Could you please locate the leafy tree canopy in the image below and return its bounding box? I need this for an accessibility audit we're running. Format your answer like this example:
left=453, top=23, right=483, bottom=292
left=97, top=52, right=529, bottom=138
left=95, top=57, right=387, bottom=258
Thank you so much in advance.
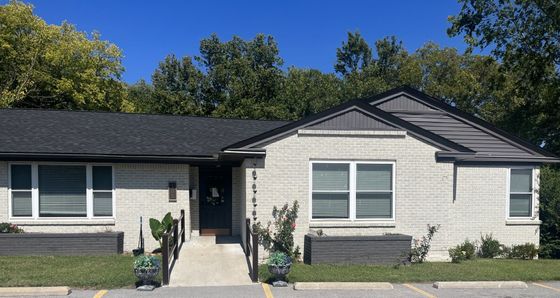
left=0, top=1, right=129, bottom=111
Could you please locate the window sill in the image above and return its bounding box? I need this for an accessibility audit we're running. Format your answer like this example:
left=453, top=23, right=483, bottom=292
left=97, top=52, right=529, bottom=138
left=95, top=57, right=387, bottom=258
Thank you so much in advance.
left=9, top=218, right=116, bottom=226
left=505, top=219, right=541, bottom=226
left=309, top=221, right=396, bottom=228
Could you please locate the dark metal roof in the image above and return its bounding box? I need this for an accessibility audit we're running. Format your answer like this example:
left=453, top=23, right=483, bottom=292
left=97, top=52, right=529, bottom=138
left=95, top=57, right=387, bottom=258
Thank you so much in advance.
left=369, top=86, right=558, bottom=163
left=224, top=99, right=473, bottom=153
left=0, top=109, right=287, bottom=161
left=392, top=112, right=535, bottom=157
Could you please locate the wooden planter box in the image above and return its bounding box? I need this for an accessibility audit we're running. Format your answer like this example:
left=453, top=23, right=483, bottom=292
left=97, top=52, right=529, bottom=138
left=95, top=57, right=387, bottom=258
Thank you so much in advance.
left=304, top=233, right=412, bottom=265
left=0, top=232, right=124, bottom=256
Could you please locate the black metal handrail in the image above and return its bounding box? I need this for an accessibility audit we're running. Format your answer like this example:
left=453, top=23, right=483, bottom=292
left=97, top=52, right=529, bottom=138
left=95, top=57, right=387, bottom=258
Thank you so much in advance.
left=245, top=218, right=259, bottom=282
left=162, top=209, right=185, bottom=285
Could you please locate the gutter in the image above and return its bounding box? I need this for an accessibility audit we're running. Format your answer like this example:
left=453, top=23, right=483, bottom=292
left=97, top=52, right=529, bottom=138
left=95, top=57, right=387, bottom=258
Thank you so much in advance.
left=0, top=152, right=218, bottom=163
left=436, top=151, right=560, bottom=164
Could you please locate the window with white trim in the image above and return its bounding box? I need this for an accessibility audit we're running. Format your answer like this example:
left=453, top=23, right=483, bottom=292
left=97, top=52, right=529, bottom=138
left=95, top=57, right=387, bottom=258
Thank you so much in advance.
left=311, top=161, right=394, bottom=220
left=10, top=164, right=114, bottom=219
left=508, top=168, right=533, bottom=218
left=10, top=165, right=32, bottom=217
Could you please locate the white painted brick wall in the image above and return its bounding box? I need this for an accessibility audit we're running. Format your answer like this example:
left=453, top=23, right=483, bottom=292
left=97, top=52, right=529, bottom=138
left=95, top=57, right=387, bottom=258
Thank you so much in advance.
left=189, top=166, right=199, bottom=236
left=0, top=162, right=191, bottom=252
left=241, top=132, right=540, bottom=261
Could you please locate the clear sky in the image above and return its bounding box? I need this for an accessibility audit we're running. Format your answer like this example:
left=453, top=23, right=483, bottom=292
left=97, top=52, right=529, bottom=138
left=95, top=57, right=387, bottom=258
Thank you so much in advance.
left=7, top=0, right=467, bottom=83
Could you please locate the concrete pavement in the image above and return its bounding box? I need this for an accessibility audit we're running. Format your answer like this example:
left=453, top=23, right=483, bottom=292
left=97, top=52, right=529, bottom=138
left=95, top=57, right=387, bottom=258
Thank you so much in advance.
left=168, top=236, right=253, bottom=287
left=56, top=281, right=560, bottom=298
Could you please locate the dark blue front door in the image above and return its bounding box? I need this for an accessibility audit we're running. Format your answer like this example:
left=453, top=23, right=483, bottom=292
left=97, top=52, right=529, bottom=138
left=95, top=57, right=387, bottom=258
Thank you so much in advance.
left=199, top=166, right=232, bottom=235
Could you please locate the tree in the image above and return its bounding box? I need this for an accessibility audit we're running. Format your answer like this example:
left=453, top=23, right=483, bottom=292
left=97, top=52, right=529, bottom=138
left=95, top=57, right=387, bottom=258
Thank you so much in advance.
left=0, top=1, right=128, bottom=111
left=149, top=55, right=205, bottom=115
left=196, top=33, right=286, bottom=119
left=334, top=31, right=373, bottom=77
left=448, top=0, right=560, bottom=155
left=279, top=68, right=341, bottom=120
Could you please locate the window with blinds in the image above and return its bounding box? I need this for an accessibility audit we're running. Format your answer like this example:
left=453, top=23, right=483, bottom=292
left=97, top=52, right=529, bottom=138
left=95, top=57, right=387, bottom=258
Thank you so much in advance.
left=356, top=164, right=393, bottom=219
left=9, top=163, right=114, bottom=219
left=509, top=169, right=533, bottom=218
left=93, top=166, right=113, bottom=216
left=312, top=163, right=350, bottom=218
left=39, top=165, right=87, bottom=217
left=10, top=165, right=32, bottom=217
left=311, top=161, right=395, bottom=220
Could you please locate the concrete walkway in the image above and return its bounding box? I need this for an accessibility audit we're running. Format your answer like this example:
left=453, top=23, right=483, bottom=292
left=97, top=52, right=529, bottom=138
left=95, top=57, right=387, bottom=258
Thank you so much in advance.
left=169, top=236, right=254, bottom=287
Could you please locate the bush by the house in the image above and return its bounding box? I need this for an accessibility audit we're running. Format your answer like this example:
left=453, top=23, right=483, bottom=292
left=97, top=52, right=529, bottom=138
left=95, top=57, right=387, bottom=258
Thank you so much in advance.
left=254, top=200, right=301, bottom=259
left=409, top=224, right=440, bottom=263
left=504, top=243, right=539, bottom=260
left=0, top=223, right=23, bottom=233
left=478, top=234, right=502, bottom=258
left=448, top=240, right=476, bottom=263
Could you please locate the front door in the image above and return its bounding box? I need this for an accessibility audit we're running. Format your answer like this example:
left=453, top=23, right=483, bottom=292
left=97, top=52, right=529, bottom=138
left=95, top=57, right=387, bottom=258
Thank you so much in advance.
left=199, top=166, right=232, bottom=236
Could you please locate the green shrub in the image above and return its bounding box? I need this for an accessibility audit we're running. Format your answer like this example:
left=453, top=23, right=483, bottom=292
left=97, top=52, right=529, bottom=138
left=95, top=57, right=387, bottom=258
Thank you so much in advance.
left=409, top=224, right=440, bottom=263
left=539, top=240, right=560, bottom=259
left=448, top=240, right=476, bottom=263
left=505, top=243, right=539, bottom=260
left=254, top=201, right=300, bottom=259
left=479, top=234, right=501, bottom=258
left=0, top=223, right=24, bottom=233
left=448, top=246, right=466, bottom=263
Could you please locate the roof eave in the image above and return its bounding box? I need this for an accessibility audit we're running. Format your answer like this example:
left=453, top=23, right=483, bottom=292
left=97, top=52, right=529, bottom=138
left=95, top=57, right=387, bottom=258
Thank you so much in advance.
left=0, top=152, right=218, bottom=163
left=436, top=151, right=560, bottom=164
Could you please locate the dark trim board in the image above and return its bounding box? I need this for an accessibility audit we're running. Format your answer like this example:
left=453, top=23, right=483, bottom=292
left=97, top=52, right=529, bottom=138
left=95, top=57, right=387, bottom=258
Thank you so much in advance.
left=0, top=232, right=124, bottom=256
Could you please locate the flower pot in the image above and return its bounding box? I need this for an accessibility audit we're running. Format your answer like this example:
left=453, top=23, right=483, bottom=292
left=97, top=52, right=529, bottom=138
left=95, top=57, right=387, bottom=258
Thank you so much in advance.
left=268, top=263, right=291, bottom=287
left=134, top=267, right=160, bottom=291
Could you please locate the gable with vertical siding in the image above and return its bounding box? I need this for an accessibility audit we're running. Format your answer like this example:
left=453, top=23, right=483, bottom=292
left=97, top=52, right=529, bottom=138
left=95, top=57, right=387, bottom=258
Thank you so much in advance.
left=375, top=94, right=437, bottom=112
left=308, top=109, right=398, bottom=130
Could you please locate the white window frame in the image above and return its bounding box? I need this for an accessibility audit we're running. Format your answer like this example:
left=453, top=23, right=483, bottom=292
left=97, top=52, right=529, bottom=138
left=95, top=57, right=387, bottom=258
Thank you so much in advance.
left=309, top=160, right=396, bottom=222
left=8, top=162, right=115, bottom=221
left=506, top=167, right=535, bottom=220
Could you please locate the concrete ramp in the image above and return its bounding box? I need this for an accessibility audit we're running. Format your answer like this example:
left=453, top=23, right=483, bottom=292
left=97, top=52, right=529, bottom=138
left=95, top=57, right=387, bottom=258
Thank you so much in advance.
left=169, top=236, right=254, bottom=287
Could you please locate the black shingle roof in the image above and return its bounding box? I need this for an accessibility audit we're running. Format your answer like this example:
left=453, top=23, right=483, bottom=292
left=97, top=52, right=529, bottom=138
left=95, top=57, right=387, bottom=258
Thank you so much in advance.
left=0, top=109, right=288, bottom=158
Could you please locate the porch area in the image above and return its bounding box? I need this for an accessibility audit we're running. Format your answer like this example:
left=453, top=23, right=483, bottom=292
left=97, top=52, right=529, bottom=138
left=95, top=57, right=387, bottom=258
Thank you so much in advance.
left=168, top=236, right=253, bottom=287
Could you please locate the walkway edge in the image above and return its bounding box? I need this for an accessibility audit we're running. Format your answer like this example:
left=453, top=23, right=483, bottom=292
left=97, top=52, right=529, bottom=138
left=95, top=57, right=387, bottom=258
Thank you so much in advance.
left=433, top=281, right=527, bottom=289
left=0, top=286, right=71, bottom=296
left=294, top=282, right=393, bottom=290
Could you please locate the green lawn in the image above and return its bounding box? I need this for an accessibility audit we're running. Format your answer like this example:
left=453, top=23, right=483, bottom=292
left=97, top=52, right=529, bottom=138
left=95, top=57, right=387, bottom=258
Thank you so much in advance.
left=260, top=259, right=560, bottom=283
left=0, top=255, right=160, bottom=289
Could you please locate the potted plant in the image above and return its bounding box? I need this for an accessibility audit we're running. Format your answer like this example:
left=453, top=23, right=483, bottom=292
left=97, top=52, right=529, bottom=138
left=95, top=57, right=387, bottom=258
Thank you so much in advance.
left=133, top=255, right=160, bottom=291
left=267, top=251, right=292, bottom=287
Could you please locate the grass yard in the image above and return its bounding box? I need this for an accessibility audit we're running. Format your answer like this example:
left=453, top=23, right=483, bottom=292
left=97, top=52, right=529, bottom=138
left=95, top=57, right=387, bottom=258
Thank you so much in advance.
left=259, top=259, right=560, bottom=283
left=0, top=255, right=158, bottom=289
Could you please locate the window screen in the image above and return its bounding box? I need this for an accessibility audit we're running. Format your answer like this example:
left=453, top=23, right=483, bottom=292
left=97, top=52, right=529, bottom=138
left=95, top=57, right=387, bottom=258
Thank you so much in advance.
left=11, top=165, right=32, bottom=217
left=356, top=164, right=393, bottom=218
left=509, top=169, right=532, bottom=217
left=39, top=165, right=87, bottom=217
left=93, top=166, right=113, bottom=216
left=312, top=163, right=349, bottom=218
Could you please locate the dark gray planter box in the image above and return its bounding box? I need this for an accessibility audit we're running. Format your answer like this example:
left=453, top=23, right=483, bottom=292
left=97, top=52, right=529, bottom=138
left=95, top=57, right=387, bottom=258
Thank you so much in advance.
left=0, top=232, right=124, bottom=256
left=304, top=233, right=412, bottom=265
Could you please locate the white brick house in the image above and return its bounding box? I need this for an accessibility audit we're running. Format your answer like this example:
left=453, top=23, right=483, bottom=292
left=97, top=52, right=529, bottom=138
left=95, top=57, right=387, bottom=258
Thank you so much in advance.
left=0, top=87, right=556, bottom=260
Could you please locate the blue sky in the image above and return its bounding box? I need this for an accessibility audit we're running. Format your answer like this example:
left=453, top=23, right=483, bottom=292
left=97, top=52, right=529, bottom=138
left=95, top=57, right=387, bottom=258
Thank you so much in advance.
left=9, top=0, right=467, bottom=83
